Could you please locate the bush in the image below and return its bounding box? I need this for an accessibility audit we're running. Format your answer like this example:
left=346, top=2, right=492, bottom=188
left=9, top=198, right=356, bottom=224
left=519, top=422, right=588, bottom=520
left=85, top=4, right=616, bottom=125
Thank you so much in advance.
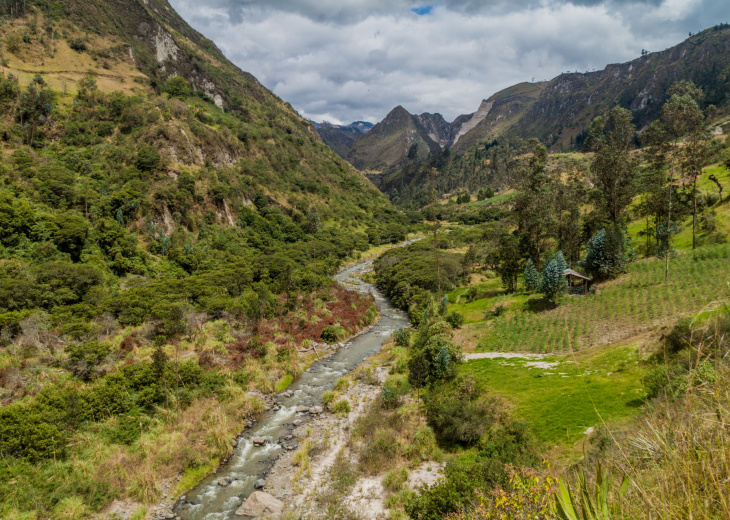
left=69, top=38, right=87, bottom=52
left=405, top=424, right=539, bottom=520
left=64, top=341, right=111, bottom=381
left=395, top=328, right=412, bottom=347
left=135, top=146, right=160, bottom=172
left=321, top=323, right=346, bottom=344
left=383, top=467, right=410, bottom=492
left=445, top=311, right=464, bottom=329
left=424, top=375, right=500, bottom=445
left=332, top=399, right=351, bottom=416
left=166, top=76, right=190, bottom=99
left=381, top=374, right=410, bottom=409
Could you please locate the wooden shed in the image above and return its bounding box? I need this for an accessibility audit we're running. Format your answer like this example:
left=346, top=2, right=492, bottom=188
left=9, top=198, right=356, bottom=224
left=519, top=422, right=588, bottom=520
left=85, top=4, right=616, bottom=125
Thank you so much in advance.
left=564, top=269, right=591, bottom=295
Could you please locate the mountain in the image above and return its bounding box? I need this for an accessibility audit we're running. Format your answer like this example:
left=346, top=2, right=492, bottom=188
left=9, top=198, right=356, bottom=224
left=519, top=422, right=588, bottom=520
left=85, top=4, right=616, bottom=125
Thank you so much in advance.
left=456, top=24, right=730, bottom=151
left=360, top=24, right=730, bottom=203
left=357, top=25, right=730, bottom=176
left=315, top=121, right=373, bottom=158
left=347, top=105, right=450, bottom=171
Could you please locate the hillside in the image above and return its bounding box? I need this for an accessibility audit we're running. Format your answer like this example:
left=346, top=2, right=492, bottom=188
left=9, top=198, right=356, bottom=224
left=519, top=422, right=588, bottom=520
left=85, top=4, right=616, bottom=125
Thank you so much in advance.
left=451, top=25, right=730, bottom=152
left=0, top=2, right=411, bottom=518
left=315, top=120, right=372, bottom=158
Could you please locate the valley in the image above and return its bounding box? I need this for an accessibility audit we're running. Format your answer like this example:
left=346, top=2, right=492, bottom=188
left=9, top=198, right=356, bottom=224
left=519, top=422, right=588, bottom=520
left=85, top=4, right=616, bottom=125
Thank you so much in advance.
left=0, top=1, right=728, bottom=520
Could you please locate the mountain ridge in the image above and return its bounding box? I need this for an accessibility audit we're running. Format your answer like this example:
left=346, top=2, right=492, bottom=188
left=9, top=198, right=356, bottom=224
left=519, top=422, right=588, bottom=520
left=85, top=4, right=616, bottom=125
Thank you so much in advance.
left=350, top=24, right=730, bottom=173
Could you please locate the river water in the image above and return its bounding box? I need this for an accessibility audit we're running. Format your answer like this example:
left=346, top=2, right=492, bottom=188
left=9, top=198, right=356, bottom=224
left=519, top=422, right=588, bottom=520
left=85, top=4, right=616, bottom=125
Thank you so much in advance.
left=175, top=257, right=410, bottom=520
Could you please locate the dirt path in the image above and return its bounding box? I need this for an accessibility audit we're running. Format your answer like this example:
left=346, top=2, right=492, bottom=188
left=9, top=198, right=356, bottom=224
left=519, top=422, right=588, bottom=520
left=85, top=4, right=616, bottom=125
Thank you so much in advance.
left=464, top=352, right=548, bottom=360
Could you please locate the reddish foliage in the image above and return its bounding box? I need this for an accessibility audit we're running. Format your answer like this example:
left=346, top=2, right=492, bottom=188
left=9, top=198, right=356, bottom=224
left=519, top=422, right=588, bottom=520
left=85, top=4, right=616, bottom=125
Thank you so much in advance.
left=225, top=283, right=376, bottom=368
left=120, top=335, right=141, bottom=352
left=227, top=337, right=268, bottom=369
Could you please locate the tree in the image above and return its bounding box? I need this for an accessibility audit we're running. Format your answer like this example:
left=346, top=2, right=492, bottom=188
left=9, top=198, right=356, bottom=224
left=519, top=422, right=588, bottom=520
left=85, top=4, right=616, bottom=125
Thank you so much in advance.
left=648, top=80, right=709, bottom=280
left=408, top=142, right=419, bottom=160
left=539, top=258, right=565, bottom=303
left=662, top=82, right=709, bottom=250
left=514, top=140, right=554, bottom=268
left=497, top=233, right=521, bottom=293
left=17, top=75, right=53, bottom=146
left=583, top=228, right=631, bottom=280
left=523, top=258, right=541, bottom=292
left=462, top=245, right=477, bottom=278
left=306, top=207, right=320, bottom=311
left=431, top=223, right=442, bottom=302
left=585, top=107, right=638, bottom=226
left=166, top=76, right=190, bottom=99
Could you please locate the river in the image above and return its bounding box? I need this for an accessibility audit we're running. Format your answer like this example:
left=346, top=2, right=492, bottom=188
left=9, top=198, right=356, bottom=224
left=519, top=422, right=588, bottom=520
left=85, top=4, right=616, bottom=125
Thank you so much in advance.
left=174, top=255, right=411, bottom=520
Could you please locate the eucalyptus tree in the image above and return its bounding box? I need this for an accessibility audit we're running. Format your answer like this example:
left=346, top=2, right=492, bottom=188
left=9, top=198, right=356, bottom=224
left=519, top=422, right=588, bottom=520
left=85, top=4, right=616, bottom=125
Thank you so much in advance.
left=661, top=82, right=710, bottom=249
left=584, top=106, right=639, bottom=226
left=513, top=139, right=554, bottom=269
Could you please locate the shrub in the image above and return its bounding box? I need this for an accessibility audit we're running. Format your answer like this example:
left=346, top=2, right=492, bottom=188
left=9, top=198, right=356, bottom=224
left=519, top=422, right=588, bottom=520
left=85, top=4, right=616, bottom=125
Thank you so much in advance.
left=69, top=38, right=87, bottom=52
left=395, top=328, right=412, bottom=347
left=381, top=374, right=410, bottom=409
left=166, top=76, right=190, bottom=99
left=424, top=375, right=500, bottom=445
left=321, top=323, right=346, bottom=344
left=445, top=311, right=464, bottom=329
left=135, top=146, right=160, bottom=172
left=383, top=467, right=410, bottom=492
left=332, top=399, right=351, bottom=416
left=64, top=341, right=111, bottom=381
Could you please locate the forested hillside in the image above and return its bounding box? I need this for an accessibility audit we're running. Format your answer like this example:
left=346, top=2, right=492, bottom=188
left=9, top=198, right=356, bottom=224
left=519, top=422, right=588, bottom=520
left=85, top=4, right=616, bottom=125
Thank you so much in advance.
left=0, top=2, right=412, bottom=518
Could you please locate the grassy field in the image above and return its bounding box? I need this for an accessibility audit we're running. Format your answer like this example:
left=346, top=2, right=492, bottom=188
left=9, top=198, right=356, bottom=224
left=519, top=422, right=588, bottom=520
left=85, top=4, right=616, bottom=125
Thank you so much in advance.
left=462, top=344, right=647, bottom=448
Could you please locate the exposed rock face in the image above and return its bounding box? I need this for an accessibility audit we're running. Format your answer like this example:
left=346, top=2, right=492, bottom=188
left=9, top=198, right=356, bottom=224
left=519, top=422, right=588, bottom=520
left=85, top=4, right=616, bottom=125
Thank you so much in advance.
left=450, top=99, right=493, bottom=146
left=414, top=113, right=453, bottom=148
left=234, top=491, right=284, bottom=517
left=154, top=26, right=181, bottom=63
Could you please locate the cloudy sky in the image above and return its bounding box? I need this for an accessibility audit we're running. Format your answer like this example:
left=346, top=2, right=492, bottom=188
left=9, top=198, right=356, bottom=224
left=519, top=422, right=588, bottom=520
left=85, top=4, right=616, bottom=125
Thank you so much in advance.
left=168, top=0, right=729, bottom=125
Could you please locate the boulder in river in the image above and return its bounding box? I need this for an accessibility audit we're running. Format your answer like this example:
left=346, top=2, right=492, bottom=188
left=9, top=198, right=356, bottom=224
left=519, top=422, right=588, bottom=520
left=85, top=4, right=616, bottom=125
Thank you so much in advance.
left=235, top=491, right=284, bottom=517
left=254, top=479, right=265, bottom=489
left=252, top=437, right=267, bottom=446
left=295, top=405, right=309, bottom=413
left=309, top=406, right=323, bottom=414
left=218, top=477, right=231, bottom=487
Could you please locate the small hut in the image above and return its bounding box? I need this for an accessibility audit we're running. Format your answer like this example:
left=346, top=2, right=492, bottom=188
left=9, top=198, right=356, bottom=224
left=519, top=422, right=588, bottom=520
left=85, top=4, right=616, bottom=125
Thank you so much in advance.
left=564, top=269, right=591, bottom=295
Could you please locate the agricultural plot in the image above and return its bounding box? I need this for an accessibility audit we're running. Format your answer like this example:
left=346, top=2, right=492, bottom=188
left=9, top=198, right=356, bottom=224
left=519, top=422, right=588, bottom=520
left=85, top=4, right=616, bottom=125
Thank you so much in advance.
left=476, top=243, right=730, bottom=353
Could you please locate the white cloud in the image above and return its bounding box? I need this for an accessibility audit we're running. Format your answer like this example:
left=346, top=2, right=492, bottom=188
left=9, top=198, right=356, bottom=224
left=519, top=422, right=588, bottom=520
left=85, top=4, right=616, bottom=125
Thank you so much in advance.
left=169, top=0, right=728, bottom=123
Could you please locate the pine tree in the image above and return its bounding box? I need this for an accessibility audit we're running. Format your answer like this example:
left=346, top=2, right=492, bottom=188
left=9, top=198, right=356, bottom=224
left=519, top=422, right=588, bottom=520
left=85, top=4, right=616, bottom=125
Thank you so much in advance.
left=523, top=258, right=541, bottom=292
left=540, top=258, right=565, bottom=303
